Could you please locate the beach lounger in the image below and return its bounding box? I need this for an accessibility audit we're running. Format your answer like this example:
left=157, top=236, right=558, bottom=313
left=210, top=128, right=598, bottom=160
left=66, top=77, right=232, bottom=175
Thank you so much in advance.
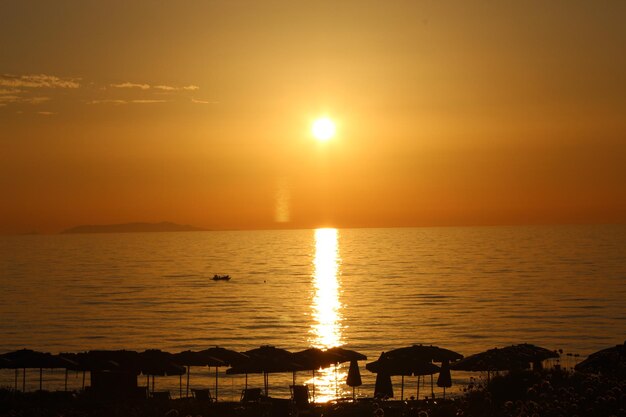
left=151, top=391, right=171, bottom=400
left=192, top=388, right=213, bottom=401
left=290, top=385, right=311, bottom=410
left=240, top=387, right=262, bottom=402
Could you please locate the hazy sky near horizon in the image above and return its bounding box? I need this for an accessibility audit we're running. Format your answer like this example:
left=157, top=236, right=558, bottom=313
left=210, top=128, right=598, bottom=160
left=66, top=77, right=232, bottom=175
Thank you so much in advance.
left=1, top=1, right=626, bottom=233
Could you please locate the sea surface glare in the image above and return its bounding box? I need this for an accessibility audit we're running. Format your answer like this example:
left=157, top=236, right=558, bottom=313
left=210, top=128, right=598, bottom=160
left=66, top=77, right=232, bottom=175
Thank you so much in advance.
left=1, top=225, right=625, bottom=400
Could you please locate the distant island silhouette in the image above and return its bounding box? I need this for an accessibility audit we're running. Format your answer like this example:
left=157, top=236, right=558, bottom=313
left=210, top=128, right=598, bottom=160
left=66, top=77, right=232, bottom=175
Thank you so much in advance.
left=61, top=221, right=206, bottom=234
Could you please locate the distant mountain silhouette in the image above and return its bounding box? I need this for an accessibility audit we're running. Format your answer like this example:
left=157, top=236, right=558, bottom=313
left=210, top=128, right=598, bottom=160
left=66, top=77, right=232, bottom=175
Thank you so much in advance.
left=61, top=221, right=205, bottom=234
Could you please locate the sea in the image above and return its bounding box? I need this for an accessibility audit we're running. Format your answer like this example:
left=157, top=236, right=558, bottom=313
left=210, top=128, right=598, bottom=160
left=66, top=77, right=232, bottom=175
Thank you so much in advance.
left=1, top=225, right=625, bottom=401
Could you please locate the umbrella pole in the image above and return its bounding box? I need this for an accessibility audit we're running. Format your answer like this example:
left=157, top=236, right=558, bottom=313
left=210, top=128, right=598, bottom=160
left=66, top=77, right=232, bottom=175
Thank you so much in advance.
left=352, top=386, right=355, bottom=401
left=82, top=371, right=85, bottom=390
left=430, top=374, right=434, bottom=399
left=292, top=371, right=296, bottom=387
left=146, top=375, right=149, bottom=395
left=152, top=375, right=155, bottom=394
left=65, top=369, right=68, bottom=391
left=23, top=368, right=26, bottom=392
left=443, top=386, right=446, bottom=399
left=215, top=366, right=218, bottom=402
left=179, top=374, right=182, bottom=399
left=416, top=375, right=420, bottom=400
left=245, top=373, right=248, bottom=390
left=39, top=368, right=42, bottom=391
left=335, top=364, right=338, bottom=400
left=312, top=370, right=316, bottom=402
left=401, top=375, right=404, bottom=400
left=186, top=366, right=190, bottom=398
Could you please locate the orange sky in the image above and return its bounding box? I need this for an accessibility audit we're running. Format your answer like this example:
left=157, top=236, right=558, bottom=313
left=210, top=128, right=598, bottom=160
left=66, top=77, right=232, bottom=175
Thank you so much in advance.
left=1, top=1, right=626, bottom=233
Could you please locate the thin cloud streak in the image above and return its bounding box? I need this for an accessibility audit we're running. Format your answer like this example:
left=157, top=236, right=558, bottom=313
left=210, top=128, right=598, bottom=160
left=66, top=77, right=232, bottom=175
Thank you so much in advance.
left=191, top=98, right=217, bottom=104
left=0, top=95, right=51, bottom=104
left=111, top=82, right=150, bottom=90
left=88, top=99, right=167, bottom=104
left=131, top=99, right=166, bottom=103
left=0, top=74, right=79, bottom=88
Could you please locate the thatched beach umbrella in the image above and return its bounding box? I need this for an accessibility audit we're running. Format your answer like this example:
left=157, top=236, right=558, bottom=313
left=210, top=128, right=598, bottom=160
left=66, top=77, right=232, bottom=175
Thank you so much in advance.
left=575, top=341, right=626, bottom=376
left=324, top=347, right=367, bottom=399
left=200, top=347, right=248, bottom=401
left=174, top=350, right=225, bottom=398
left=366, top=352, right=440, bottom=400
left=63, top=350, right=140, bottom=390
left=226, top=346, right=301, bottom=397
left=452, top=344, right=557, bottom=374
left=139, top=349, right=185, bottom=395
left=292, top=347, right=337, bottom=401
left=451, top=344, right=556, bottom=382
left=382, top=344, right=462, bottom=399
left=1, top=349, right=76, bottom=392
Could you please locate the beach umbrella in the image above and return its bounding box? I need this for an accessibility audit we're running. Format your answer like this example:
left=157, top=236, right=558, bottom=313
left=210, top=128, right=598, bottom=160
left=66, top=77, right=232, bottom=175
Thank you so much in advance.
left=139, top=350, right=185, bottom=394
left=226, top=346, right=302, bottom=397
left=61, top=350, right=139, bottom=390
left=83, top=350, right=142, bottom=374
left=451, top=344, right=556, bottom=375
left=199, top=347, right=249, bottom=401
left=386, top=344, right=464, bottom=364
left=1, top=349, right=76, bottom=392
left=374, top=372, right=394, bottom=399
left=451, top=345, right=548, bottom=382
left=367, top=352, right=439, bottom=400
left=201, top=347, right=249, bottom=366
left=511, top=344, right=559, bottom=369
left=174, top=350, right=225, bottom=399
left=324, top=347, right=367, bottom=400
left=293, top=348, right=338, bottom=370
left=575, top=341, right=626, bottom=376
left=325, top=347, right=367, bottom=363
left=346, top=360, right=362, bottom=400
left=436, top=360, right=452, bottom=399
left=293, top=348, right=335, bottom=402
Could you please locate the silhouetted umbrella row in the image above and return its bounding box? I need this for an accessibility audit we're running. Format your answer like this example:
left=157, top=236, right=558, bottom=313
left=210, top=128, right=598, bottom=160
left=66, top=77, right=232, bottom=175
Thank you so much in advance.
left=1, top=342, right=576, bottom=400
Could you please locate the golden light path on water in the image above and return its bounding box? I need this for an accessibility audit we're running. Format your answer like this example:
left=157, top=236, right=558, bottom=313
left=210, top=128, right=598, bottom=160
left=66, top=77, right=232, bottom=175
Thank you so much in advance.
left=306, top=228, right=346, bottom=402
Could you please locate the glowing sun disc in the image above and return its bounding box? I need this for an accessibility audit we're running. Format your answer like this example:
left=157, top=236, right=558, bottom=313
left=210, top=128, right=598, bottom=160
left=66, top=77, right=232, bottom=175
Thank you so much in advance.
left=312, top=118, right=336, bottom=141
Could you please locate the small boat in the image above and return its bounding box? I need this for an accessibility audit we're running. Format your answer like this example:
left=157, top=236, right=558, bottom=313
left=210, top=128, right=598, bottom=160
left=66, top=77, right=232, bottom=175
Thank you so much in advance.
left=212, top=274, right=231, bottom=281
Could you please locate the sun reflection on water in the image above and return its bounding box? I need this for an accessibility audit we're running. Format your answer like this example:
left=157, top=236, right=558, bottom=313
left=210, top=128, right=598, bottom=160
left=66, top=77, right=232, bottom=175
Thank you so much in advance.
left=307, top=228, right=346, bottom=402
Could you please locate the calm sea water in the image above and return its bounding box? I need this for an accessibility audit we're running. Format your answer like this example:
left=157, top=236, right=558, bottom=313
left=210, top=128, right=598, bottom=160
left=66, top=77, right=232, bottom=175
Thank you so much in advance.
left=1, top=225, right=625, bottom=400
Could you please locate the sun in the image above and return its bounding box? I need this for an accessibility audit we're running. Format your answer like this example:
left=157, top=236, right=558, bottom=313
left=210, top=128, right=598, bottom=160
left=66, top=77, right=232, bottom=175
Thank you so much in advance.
left=311, top=117, right=336, bottom=141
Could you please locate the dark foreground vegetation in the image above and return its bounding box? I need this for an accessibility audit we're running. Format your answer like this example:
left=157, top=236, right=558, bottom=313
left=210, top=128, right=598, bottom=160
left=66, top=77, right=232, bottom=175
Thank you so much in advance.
left=1, top=368, right=624, bottom=417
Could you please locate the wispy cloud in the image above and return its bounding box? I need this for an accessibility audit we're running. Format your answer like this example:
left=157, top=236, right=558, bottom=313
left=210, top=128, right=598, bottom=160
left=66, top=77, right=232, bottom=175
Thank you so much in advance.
left=88, top=99, right=167, bottom=105
left=110, top=82, right=150, bottom=90
left=191, top=98, right=217, bottom=104
left=153, top=85, right=177, bottom=91
left=154, top=84, right=200, bottom=91
left=25, top=97, right=51, bottom=104
left=0, top=74, right=79, bottom=89
left=88, top=99, right=128, bottom=105
left=0, top=88, right=22, bottom=95
left=131, top=99, right=166, bottom=104
left=0, top=95, right=50, bottom=104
